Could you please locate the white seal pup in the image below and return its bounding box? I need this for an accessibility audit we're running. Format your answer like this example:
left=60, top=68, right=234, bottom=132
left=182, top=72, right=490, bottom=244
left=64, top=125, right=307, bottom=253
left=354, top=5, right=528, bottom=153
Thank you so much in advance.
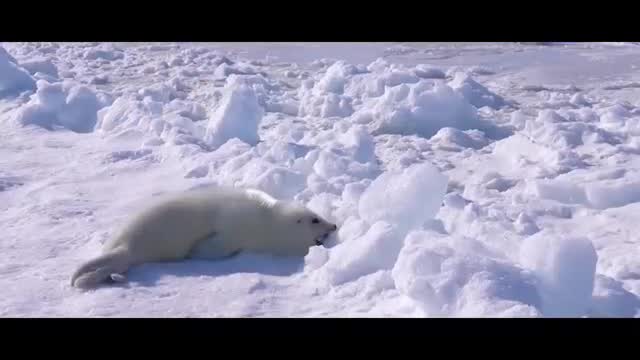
left=70, top=186, right=337, bottom=289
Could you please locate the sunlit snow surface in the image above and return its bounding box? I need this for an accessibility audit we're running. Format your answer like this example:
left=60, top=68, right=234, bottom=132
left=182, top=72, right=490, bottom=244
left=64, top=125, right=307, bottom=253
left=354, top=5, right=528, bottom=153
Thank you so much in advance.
left=2, top=42, right=640, bottom=317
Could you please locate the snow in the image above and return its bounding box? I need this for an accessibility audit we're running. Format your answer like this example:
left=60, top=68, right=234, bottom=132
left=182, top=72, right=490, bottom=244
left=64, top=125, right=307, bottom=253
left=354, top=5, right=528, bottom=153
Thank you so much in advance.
left=358, top=162, right=448, bottom=233
left=520, top=231, right=598, bottom=317
left=95, top=96, right=160, bottom=136
left=413, top=64, right=445, bottom=79
left=448, top=72, right=507, bottom=109
left=363, top=79, right=494, bottom=139
left=15, top=80, right=105, bottom=133
left=83, top=44, right=124, bottom=61
left=0, top=46, right=36, bottom=98
left=393, top=231, right=541, bottom=317
left=204, top=76, right=264, bottom=149
left=316, top=61, right=351, bottom=94
left=19, top=58, right=59, bottom=79
left=3, top=42, right=640, bottom=318
left=321, top=221, right=403, bottom=286
left=431, top=127, right=489, bottom=150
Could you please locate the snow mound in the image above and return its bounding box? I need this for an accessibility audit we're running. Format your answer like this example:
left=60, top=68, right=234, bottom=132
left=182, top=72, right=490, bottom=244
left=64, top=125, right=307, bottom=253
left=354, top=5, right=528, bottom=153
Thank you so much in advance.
left=571, top=92, right=591, bottom=107
left=492, top=134, right=583, bottom=178
left=221, top=158, right=307, bottom=200
left=90, top=75, right=109, bottom=85
left=514, top=212, right=540, bottom=236
left=346, top=62, right=419, bottom=99
left=204, top=76, right=265, bottom=149
left=19, top=58, right=59, bottom=79
left=337, top=125, right=376, bottom=163
left=103, top=149, right=154, bottom=164
left=526, top=177, right=640, bottom=210
left=468, top=65, right=496, bottom=76
left=320, top=221, right=403, bottom=286
left=585, top=181, right=640, bottom=209
left=0, top=46, right=18, bottom=64
left=137, top=83, right=179, bottom=103
left=413, top=64, right=446, bottom=79
left=298, top=66, right=355, bottom=118
left=526, top=179, right=588, bottom=205
left=97, top=107, right=204, bottom=150
left=523, top=110, right=587, bottom=149
left=316, top=61, right=353, bottom=94
left=448, top=72, right=506, bottom=109
left=430, top=127, right=489, bottom=150
left=384, top=45, right=420, bottom=56
left=299, top=89, right=354, bottom=118
left=520, top=230, right=597, bottom=317
left=298, top=60, right=394, bottom=118
left=15, top=80, right=104, bottom=133
left=96, top=96, right=163, bottom=137
left=359, top=162, right=448, bottom=233
left=365, top=80, right=488, bottom=139
left=214, top=63, right=260, bottom=79
left=447, top=66, right=496, bottom=78
left=311, top=149, right=378, bottom=182
left=154, top=113, right=207, bottom=148
left=393, top=232, right=541, bottom=317
left=308, top=155, right=449, bottom=288
left=164, top=99, right=207, bottom=121
left=590, top=275, right=640, bottom=317
left=83, top=44, right=124, bottom=61
left=596, top=104, right=633, bottom=132
left=304, top=245, right=330, bottom=272
left=0, top=46, right=36, bottom=98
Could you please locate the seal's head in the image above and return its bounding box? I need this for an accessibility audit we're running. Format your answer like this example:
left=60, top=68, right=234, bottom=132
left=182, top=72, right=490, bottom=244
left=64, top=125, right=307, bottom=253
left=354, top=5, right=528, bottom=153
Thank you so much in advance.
left=276, top=202, right=338, bottom=248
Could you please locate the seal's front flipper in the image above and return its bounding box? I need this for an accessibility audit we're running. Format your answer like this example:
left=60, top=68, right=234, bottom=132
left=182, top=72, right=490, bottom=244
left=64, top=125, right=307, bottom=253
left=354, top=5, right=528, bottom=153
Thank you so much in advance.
left=188, top=233, right=239, bottom=260
left=71, top=249, right=132, bottom=290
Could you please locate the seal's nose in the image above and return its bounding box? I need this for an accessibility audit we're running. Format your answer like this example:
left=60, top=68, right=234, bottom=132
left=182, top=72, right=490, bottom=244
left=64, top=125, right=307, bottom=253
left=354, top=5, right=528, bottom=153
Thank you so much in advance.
left=331, top=224, right=338, bottom=231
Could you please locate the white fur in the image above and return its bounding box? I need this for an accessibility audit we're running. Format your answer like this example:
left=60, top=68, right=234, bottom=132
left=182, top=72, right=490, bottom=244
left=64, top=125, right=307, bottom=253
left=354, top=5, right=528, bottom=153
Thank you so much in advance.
left=71, top=186, right=336, bottom=289
left=245, top=188, right=278, bottom=207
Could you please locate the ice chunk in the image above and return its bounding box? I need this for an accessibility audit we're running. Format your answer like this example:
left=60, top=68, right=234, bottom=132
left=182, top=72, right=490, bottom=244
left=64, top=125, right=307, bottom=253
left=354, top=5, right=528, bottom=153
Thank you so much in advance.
left=520, top=230, right=597, bottom=317
left=338, top=125, right=376, bottom=163
left=15, top=80, right=102, bottom=133
left=367, top=80, right=488, bottom=139
left=19, top=58, right=59, bottom=78
left=393, top=232, right=541, bottom=317
left=431, top=127, right=489, bottom=150
left=359, top=162, right=448, bottom=233
left=322, top=221, right=403, bottom=285
left=83, top=44, right=124, bottom=61
left=0, top=46, right=36, bottom=98
left=204, top=79, right=264, bottom=149
left=448, top=72, right=506, bottom=109
left=413, top=64, right=445, bottom=79
left=589, top=275, right=640, bottom=317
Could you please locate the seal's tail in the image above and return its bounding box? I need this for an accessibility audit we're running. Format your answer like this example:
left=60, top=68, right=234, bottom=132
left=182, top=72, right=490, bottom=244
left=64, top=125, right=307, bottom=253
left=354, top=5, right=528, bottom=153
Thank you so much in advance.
left=71, top=248, right=132, bottom=289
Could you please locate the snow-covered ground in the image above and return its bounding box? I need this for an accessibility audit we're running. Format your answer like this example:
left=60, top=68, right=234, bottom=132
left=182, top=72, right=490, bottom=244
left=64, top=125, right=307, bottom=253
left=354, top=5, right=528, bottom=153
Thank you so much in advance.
left=2, top=42, right=640, bottom=317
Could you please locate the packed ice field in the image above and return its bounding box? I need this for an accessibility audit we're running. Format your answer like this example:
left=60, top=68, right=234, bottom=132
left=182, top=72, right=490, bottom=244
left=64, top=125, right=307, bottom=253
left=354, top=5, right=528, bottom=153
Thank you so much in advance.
left=2, top=42, right=640, bottom=317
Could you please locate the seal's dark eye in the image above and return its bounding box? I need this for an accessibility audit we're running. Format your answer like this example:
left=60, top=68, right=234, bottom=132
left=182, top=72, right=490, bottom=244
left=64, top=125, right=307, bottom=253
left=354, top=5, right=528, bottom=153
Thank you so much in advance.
left=312, top=218, right=319, bottom=224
